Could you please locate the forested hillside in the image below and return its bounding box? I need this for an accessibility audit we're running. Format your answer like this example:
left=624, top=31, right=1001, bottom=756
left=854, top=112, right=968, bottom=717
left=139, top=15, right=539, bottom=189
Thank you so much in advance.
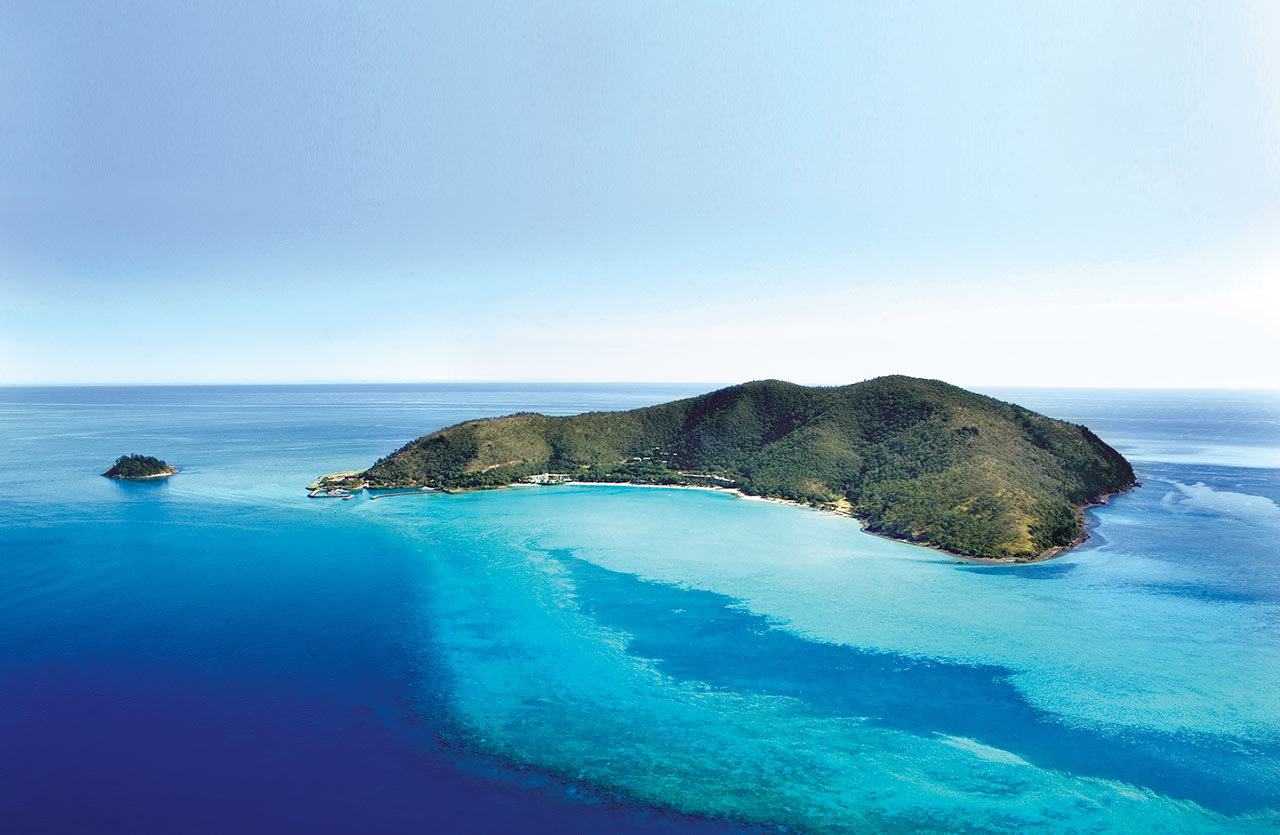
left=348, top=376, right=1135, bottom=559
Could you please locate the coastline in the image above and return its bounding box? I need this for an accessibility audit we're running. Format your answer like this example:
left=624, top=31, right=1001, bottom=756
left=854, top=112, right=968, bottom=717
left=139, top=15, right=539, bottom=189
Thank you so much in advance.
left=561, top=480, right=1064, bottom=564
left=853, top=480, right=1137, bottom=565
left=355, top=477, right=1137, bottom=564
left=105, top=468, right=177, bottom=480
left=310, top=466, right=1137, bottom=564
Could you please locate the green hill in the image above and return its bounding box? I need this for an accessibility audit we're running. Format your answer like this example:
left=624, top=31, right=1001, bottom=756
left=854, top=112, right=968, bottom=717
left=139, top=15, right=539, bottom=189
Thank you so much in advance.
left=103, top=454, right=176, bottom=480
left=332, top=377, right=1135, bottom=560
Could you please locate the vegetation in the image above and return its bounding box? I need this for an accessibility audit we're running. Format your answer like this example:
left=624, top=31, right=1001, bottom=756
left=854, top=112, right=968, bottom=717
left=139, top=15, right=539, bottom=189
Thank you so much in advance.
left=345, top=376, right=1136, bottom=559
left=103, top=454, right=175, bottom=479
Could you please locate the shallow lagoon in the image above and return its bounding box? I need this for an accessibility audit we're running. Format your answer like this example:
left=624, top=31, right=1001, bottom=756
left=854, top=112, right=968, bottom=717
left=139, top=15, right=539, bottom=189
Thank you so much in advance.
left=2, top=385, right=1277, bottom=831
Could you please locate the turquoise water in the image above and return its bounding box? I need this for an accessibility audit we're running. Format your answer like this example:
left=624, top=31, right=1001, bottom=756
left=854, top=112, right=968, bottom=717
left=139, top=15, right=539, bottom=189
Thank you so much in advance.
left=2, top=385, right=1278, bottom=831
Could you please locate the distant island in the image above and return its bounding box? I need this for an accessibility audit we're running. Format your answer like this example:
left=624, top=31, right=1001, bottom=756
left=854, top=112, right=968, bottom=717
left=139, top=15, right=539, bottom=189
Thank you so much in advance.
left=103, top=454, right=177, bottom=480
left=314, top=376, right=1136, bottom=561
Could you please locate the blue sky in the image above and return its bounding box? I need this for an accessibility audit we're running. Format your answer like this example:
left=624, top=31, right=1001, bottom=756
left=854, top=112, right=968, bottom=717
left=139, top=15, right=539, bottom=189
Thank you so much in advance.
left=1, top=1, right=1277, bottom=386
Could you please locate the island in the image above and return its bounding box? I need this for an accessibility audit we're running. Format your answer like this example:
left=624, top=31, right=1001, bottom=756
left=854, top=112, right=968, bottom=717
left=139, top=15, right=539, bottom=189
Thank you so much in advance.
left=103, top=454, right=177, bottom=480
left=313, top=376, right=1137, bottom=561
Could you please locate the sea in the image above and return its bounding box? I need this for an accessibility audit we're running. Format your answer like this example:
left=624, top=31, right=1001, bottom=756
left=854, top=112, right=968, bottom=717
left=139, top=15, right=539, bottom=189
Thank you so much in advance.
left=1, top=384, right=1277, bottom=833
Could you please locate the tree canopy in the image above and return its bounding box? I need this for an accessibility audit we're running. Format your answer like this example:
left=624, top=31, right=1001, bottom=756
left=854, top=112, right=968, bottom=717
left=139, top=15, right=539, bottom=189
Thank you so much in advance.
left=103, top=454, right=174, bottom=479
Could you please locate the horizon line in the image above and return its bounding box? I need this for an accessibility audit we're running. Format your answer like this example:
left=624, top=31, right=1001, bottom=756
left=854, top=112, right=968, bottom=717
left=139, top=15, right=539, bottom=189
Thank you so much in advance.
left=1, top=379, right=1277, bottom=393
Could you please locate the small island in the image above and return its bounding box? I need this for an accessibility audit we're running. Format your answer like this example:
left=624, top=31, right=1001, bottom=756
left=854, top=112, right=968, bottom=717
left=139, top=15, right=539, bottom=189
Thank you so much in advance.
left=312, top=376, right=1137, bottom=562
left=103, top=454, right=177, bottom=480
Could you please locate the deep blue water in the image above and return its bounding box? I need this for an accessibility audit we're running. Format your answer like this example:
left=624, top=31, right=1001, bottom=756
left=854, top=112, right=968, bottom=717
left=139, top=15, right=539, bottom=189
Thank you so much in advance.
left=2, top=384, right=1278, bottom=832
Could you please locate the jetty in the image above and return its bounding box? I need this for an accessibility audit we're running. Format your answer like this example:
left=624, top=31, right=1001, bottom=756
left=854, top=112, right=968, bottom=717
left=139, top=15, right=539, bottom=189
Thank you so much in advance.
left=307, top=470, right=364, bottom=499
left=308, top=487, right=354, bottom=500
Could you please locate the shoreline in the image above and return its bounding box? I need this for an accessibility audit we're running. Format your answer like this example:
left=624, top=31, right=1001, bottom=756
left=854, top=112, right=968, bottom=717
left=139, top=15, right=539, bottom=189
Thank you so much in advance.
left=105, top=468, right=177, bottom=481
left=561, top=481, right=1044, bottom=564
left=844, top=480, right=1138, bottom=565
left=490, top=479, right=1139, bottom=564
left=313, top=473, right=1137, bottom=564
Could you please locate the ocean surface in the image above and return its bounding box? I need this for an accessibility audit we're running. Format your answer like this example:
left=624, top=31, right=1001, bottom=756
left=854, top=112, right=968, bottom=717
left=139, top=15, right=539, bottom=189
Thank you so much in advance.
left=1, top=384, right=1278, bottom=833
